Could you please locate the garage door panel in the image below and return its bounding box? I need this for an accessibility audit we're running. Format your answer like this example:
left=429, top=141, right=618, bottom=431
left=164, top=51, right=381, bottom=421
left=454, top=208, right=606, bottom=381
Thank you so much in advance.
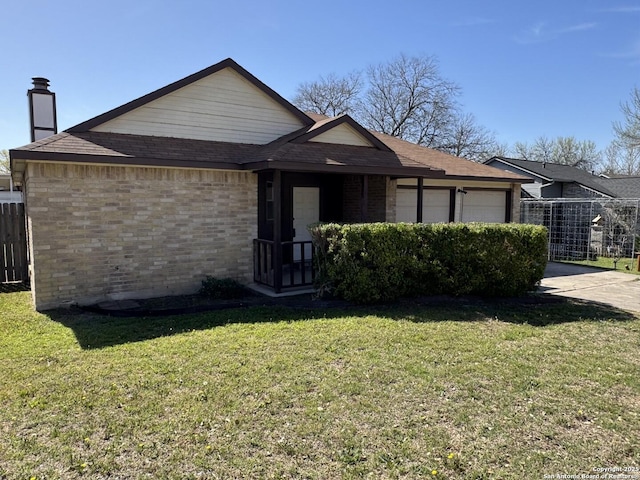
left=396, top=188, right=451, bottom=223
left=461, top=191, right=506, bottom=223
left=423, top=190, right=451, bottom=223
left=396, top=189, right=418, bottom=222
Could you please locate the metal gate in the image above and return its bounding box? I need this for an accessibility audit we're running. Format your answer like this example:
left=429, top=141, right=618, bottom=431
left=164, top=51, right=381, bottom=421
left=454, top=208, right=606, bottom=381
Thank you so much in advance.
left=0, top=202, right=28, bottom=283
left=521, top=198, right=640, bottom=262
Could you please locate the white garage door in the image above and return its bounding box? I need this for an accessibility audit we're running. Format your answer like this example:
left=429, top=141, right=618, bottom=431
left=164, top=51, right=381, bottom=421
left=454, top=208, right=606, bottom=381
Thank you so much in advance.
left=396, top=188, right=451, bottom=223
left=461, top=190, right=507, bottom=223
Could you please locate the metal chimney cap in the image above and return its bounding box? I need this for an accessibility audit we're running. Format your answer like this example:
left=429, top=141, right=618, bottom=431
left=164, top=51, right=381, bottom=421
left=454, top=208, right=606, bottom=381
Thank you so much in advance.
left=31, top=77, right=51, bottom=91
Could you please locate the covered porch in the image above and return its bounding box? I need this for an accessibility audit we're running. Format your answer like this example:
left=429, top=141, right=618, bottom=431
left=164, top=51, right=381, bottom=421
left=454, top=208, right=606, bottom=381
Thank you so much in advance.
left=251, top=168, right=443, bottom=293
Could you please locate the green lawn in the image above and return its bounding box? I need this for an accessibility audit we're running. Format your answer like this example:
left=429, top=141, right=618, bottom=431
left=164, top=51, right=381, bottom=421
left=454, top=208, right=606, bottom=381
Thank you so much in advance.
left=1, top=292, right=639, bottom=479
left=563, top=256, right=640, bottom=274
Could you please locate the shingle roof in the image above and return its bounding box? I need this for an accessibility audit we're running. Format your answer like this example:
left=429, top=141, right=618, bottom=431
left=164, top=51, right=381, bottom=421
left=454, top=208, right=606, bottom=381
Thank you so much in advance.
left=488, top=156, right=615, bottom=196
left=10, top=129, right=446, bottom=177
left=11, top=124, right=531, bottom=182
left=11, top=131, right=260, bottom=170
left=595, top=176, right=640, bottom=198
left=8, top=56, right=526, bottom=183
left=304, top=114, right=527, bottom=182
left=371, top=134, right=527, bottom=181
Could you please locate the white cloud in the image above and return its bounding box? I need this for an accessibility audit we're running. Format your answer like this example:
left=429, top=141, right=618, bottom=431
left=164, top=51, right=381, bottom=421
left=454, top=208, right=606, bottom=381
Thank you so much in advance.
left=600, top=37, right=640, bottom=66
left=515, top=21, right=597, bottom=44
left=559, top=22, right=597, bottom=34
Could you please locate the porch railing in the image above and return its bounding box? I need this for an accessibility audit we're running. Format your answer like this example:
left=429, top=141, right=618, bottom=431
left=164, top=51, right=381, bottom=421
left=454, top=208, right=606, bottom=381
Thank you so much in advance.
left=253, top=239, right=315, bottom=293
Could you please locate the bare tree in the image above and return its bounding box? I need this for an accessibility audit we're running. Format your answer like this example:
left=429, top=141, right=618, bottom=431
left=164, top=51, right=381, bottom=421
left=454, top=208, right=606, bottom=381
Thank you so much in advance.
left=531, top=136, right=555, bottom=163
left=492, top=142, right=511, bottom=158
left=613, top=86, right=640, bottom=149
left=292, top=54, right=503, bottom=160
left=552, top=137, right=601, bottom=171
left=438, top=113, right=500, bottom=161
left=510, top=136, right=601, bottom=171
left=292, top=71, right=362, bottom=117
left=512, top=141, right=532, bottom=161
left=361, top=54, right=460, bottom=147
left=601, top=142, right=640, bottom=176
left=0, top=150, right=10, bottom=174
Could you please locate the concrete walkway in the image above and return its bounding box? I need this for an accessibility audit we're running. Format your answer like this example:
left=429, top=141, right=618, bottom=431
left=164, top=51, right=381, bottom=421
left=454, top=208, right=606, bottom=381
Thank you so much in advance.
left=540, top=262, right=640, bottom=313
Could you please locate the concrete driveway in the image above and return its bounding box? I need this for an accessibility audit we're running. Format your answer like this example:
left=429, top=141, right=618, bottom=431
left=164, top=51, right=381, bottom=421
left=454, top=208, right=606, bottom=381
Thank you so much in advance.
left=540, top=262, right=640, bottom=314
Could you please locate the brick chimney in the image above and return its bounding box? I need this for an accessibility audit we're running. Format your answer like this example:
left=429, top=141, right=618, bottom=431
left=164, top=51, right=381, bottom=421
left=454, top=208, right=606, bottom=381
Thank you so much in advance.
left=28, top=77, right=57, bottom=142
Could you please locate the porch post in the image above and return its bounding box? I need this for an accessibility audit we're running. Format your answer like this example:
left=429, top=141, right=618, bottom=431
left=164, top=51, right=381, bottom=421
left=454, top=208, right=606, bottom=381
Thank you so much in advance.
left=361, top=175, right=369, bottom=222
left=273, top=169, right=283, bottom=293
left=417, top=177, right=424, bottom=223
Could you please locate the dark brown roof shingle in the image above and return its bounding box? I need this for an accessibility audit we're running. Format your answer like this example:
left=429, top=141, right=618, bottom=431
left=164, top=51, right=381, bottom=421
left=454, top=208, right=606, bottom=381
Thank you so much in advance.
left=11, top=118, right=527, bottom=182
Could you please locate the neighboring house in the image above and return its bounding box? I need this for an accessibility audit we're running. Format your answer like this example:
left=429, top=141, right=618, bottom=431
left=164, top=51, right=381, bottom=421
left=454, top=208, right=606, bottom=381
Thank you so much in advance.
left=595, top=175, right=640, bottom=198
left=485, top=156, right=616, bottom=199
left=0, top=174, right=23, bottom=202
left=10, top=58, right=528, bottom=310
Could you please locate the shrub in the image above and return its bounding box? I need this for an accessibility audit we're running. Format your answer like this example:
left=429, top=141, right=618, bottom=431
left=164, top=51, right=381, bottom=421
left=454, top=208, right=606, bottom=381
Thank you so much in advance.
left=311, top=222, right=548, bottom=303
left=200, top=276, right=247, bottom=299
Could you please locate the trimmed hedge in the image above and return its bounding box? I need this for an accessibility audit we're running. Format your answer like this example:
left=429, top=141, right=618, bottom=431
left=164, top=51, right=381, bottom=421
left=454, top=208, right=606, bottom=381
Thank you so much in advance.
left=310, top=222, right=548, bottom=303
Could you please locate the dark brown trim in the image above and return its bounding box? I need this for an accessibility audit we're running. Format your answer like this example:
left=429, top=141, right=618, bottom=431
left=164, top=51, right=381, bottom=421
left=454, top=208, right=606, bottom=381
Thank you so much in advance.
left=416, top=177, right=424, bottom=223
left=441, top=175, right=534, bottom=184
left=396, top=185, right=457, bottom=190
left=244, top=160, right=446, bottom=178
left=10, top=150, right=242, bottom=171
left=11, top=151, right=448, bottom=178
left=273, top=170, right=282, bottom=293
left=449, top=189, right=456, bottom=222
left=67, top=58, right=314, bottom=133
left=505, top=190, right=513, bottom=223
left=290, top=115, right=392, bottom=152
left=462, top=187, right=512, bottom=192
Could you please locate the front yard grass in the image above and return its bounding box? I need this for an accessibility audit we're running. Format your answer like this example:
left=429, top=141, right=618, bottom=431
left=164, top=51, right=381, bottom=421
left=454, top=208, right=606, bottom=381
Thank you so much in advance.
left=1, top=292, right=639, bottom=479
left=563, top=256, right=640, bottom=274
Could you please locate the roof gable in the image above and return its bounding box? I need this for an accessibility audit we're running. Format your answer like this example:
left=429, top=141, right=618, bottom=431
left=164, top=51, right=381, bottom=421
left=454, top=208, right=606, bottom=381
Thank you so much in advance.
left=487, top=156, right=615, bottom=196
left=291, top=115, right=392, bottom=150
left=68, top=58, right=313, bottom=145
left=485, top=157, right=553, bottom=182
left=308, top=122, right=374, bottom=147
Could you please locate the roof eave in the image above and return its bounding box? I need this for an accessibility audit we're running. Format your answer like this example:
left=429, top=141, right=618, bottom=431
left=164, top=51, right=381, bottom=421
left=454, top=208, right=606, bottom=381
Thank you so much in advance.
left=244, top=160, right=447, bottom=178
left=488, top=157, right=552, bottom=182
left=442, top=174, right=534, bottom=184
left=9, top=150, right=243, bottom=172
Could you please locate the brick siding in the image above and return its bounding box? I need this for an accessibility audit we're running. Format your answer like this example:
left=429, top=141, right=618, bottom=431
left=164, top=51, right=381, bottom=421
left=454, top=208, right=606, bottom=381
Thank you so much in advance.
left=342, top=175, right=390, bottom=223
left=25, top=163, right=257, bottom=310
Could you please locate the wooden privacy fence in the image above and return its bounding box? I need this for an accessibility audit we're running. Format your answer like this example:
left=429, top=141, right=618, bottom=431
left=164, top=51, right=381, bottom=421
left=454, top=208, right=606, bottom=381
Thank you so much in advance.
left=0, top=203, right=28, bottom=283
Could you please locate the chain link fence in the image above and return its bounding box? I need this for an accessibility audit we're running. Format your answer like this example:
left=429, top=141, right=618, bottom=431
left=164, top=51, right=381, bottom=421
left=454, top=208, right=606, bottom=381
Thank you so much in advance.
left=521, top=198, right=640, bottom=262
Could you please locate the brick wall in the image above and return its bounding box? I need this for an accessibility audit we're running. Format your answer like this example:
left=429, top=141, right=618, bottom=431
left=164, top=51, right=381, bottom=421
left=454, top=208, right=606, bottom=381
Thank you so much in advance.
left=342, top=175, right=390, bottom=223
left=563, top=182, right=608, bottom=199
left=511, top=184, right=521, bottom=222
left=25, top=163, right=257, bottom=310
left=386, top=178, right=397, bottom=223
left=342, top=175, right=361, bottom=223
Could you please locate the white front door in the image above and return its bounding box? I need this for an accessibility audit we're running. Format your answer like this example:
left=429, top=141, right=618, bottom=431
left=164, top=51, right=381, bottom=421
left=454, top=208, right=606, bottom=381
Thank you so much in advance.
left=293, top=187, right=320, bottom=261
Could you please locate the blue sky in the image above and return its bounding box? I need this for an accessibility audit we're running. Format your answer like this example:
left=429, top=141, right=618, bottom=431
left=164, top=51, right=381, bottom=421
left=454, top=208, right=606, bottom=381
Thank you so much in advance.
left=2, top=0, right=639, bottom=154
